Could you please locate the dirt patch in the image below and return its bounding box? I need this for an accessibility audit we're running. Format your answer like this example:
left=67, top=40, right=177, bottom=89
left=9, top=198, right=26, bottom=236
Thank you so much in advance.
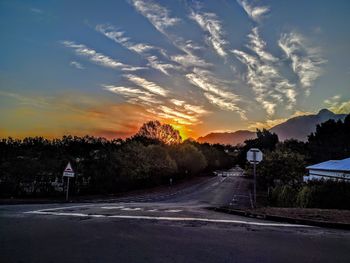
left=251, top=207, right=350, bottom=224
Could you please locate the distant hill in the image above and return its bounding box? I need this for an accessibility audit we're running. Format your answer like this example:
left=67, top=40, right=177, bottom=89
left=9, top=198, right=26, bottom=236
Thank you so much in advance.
left=270, top=109, right=347, bottom=141
left=197, top=109, right=348, bottom=145
left=197, top=130, right=255, bottom=145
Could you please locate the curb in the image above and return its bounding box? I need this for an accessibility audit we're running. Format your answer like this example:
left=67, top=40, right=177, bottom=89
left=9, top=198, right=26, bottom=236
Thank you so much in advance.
left=208, top=206, right=350, bottom=230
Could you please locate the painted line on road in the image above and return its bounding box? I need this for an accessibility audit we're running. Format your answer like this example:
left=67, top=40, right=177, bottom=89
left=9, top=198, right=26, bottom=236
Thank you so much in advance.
left=101, top=206, right=125, bottom=210
left=121, top=207, right=142, bottom=211
left=25, top=211, right=312, bottom=228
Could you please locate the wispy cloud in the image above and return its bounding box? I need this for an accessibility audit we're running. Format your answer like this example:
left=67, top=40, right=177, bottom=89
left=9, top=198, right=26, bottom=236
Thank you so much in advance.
left=70, top=61, right=84, bottom=70
left=204, top=93, right=246, bottom=120
left=104, top=75, right=209, bottom=127
left=147, top=101, right=209, bottom=126
left=190, top=10, right=228, bottom=57
left=237, top=0, right=270, bottom=23
left=30, top=8, right=43, bottom=14
left=186, top=68, right=246, bottom=119
left=324, top=95, right=350, bottom=114
left=131, top=0, right=180, bottom=35
left=124, top=74, right=169, bottom=97
left=278, top=31, right=326, bottom=93
left=186, top=69, right=240, bottom=101
left=0, top=91, right=50, bottom=108
left=96, top=24, right=179, bottom=75
left=170, top=54, right=211, bottom=68
left=170, top=99, right=185, bottom=106
left=247, top=27, right=277, bottom=62
left=233, top=27, right=297, bottom=115
left=62, top=40, right=145, bottom=71
left=129, top=1, right=210, bottom=71
left=96, top=24, right=159, bottom=55
left=183, top=104, right=209, bottom=115
left=103, top=85, right=160, bottom=105
left=146, top=55, right=180, bottom=75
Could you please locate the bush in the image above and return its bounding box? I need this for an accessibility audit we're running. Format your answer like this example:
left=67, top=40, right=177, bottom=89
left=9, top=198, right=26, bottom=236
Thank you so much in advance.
left=270, top=180, right=350, bottom=209
left=270, top=185, right=298, bottom=207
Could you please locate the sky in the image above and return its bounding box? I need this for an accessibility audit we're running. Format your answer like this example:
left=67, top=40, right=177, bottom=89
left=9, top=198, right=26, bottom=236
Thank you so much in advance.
left=1, top=0, right=350, bottom=140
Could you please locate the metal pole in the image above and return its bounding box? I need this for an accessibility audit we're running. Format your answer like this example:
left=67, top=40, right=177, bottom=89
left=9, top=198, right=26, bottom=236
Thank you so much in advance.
left=253, top=151, right=257, bottom=207
left=253, top=162, right=256, bottom=207
left=66, top=177, right=70, bottom=202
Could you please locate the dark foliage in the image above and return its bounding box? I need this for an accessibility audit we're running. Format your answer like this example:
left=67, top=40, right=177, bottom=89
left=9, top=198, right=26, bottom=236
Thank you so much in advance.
left=0, top=133, right=233, bottom=197
left=236, top=129, right=279, bottom=167
left=308, top=115, right=350, bottom=163
left=270, top=181, right=350, bottom=209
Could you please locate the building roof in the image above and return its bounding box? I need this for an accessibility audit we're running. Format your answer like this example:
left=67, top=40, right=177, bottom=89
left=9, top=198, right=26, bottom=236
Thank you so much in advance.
left=306, top=158, right=350, bottom=172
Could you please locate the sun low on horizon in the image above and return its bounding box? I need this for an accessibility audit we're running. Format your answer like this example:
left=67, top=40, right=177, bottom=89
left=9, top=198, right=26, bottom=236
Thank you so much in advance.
left=1, top=0, right=350, bottom=140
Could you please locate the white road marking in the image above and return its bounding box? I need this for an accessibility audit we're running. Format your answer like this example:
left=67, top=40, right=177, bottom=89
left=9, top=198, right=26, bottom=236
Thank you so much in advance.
left=121, top=207, right=142, bottom=211
left=25, top=211, right=311, bottom=228
left=147, top=209, right=158, bottom=212
left=101, top=206, right=125, bottom=210
left=164, top=209, right=182, bottom=213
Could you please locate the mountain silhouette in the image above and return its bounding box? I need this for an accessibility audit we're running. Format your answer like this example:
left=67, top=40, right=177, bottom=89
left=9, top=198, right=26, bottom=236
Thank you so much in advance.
left=197, top=109, right=347, bottom=145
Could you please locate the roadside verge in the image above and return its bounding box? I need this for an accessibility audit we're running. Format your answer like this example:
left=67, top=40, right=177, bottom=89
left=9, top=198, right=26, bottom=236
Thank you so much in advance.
left=209, top=206, right=350, bottom=230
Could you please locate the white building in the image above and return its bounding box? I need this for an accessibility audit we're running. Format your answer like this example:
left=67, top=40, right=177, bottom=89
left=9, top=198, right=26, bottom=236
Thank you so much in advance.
left=304, top=157, right=350, bottom=182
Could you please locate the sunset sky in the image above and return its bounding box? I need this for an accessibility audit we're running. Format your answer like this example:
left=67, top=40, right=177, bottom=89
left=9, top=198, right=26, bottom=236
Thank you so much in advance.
left=1, top=0, right=350, bottom=139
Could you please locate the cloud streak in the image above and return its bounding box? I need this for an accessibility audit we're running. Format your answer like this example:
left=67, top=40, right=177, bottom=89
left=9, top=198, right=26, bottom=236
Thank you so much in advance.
left=278, top=31, right=326, bottom=93
left=129, top=1, right=211, bottom=71
left=233, top=27, right=297, bottom=115
left=96, top=24, right=180, bottom=75
left=186, top=68, right=246, bottom=119
left=103, top=85, right=160, bottom=105
left=131, top=0, right=180, bottom=35
left=237, top=0, right=270, bottom=22
left=190, top=10, right=228, bottom=57
left=124, top=74, right=169, bottom=97
left=62, top=41, right=145, bottom=71
left=70, top=61, right=84, bottom=69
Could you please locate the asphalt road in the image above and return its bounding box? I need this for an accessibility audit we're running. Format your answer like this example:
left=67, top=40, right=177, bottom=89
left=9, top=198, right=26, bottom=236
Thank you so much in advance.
left=1, top=176, right=350, bottom=263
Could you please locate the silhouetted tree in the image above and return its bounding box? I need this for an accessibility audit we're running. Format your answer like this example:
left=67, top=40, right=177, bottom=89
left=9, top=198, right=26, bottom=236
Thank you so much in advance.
left=135, top=120, right=182, bottom=144
left=308, top=114, right=350, bottom=163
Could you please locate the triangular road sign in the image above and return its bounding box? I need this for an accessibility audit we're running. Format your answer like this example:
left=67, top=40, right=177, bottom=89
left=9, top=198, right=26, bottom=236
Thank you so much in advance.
left=64, top=162, right=74, bottom=173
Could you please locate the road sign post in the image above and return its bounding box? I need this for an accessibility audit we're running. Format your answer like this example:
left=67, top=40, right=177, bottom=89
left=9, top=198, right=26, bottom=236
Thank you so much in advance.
left=63, top=162, right=75, bottom=202
left=247, top=148, right=263, bottom=207
left=66, top=177, right=70, bottom=201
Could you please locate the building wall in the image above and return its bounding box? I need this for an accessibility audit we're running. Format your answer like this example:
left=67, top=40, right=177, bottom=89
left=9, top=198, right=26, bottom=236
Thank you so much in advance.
left=303, top=169, right=350, bottom=182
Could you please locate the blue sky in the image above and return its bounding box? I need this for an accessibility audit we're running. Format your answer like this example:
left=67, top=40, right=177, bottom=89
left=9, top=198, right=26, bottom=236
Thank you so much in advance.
left=1, top=0, right=350, bottom=139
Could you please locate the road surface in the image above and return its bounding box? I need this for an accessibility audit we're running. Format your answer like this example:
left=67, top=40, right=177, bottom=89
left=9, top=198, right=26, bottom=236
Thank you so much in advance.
left=1, top=175, right=349, bottom=263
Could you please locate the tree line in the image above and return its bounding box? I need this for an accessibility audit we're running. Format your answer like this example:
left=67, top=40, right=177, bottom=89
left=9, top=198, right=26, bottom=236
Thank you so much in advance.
left=0, top=121, right=235, bottom=197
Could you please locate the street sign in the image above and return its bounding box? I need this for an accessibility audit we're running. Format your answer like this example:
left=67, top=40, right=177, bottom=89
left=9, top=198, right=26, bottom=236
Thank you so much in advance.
left=247, top=148, right=263, bottom=164
left=63, top=172, right=75, bottom=177
left=247, top=148, right=263, bottom=208
left=62, top=162, right=74, bottom=202
left=63, top=162, right=75, bottom=177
